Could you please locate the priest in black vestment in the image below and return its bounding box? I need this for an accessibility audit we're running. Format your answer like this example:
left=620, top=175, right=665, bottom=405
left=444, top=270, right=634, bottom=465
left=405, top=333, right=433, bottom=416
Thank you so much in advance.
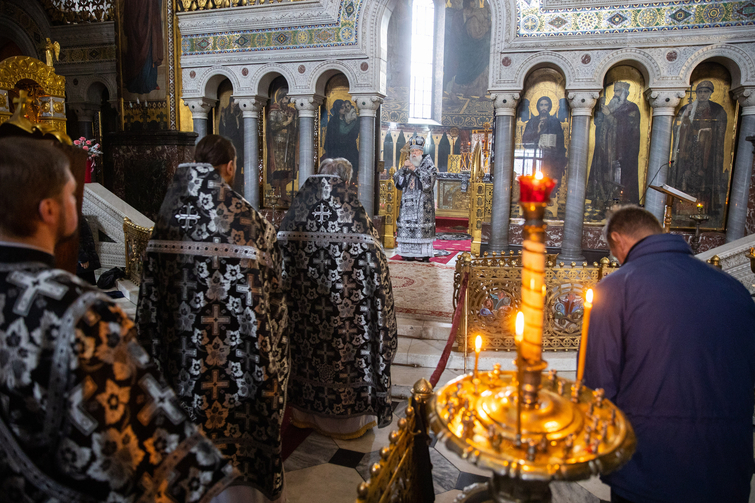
left=278, top=158, right=397, bottom=438
left=136, top=135, right=289, bottom=502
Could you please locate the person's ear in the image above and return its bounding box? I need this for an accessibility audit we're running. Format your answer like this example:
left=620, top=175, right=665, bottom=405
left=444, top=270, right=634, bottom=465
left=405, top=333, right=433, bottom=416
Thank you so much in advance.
left=223, top=160, right=235, bottom=179
left=38, top=197, right=59, bottom=226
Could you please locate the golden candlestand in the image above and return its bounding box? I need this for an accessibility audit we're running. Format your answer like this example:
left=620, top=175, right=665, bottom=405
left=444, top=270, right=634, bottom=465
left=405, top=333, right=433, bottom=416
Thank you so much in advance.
left=425, top=173, right=636, bottom=502
left=427, top=371, right=635, bottom=501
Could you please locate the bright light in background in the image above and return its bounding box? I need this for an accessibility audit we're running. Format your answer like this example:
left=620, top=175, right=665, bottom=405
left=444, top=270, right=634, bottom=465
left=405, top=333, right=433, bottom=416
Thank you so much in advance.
left=410, top=0, right=434, bottom=120
left=586, top=289, right=593, bottom=304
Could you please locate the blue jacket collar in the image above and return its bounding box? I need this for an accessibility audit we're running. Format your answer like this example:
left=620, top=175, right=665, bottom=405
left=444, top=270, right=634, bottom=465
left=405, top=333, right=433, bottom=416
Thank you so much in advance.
left=624, top=233, right=692, bottom=264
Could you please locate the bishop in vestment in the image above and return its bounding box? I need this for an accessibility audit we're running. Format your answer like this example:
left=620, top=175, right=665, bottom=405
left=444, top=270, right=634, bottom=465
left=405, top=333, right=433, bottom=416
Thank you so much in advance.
left=136, top=135, right=289, bottom=501
left=393, top=136, right=438, bottom=261
left=278, top=158, right=397, bottom=438
left=0, top=138, right=236, bottom=502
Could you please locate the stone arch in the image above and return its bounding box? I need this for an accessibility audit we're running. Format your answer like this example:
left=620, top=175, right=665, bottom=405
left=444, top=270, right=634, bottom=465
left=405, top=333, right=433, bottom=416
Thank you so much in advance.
left=514, top=52, right=576, bottom=90
left=250, top=65, right=296, bottom=98
left=593, top=49, right=661, bottom=89
left=310, top=61, right=359, bottom=96
left=197, top=67, right=242, bottom=100
left=679, top=44, right=754, bottom=88
left=0, top=18, right=39, bottom=59
left=74, top=75, right=117, bottom=103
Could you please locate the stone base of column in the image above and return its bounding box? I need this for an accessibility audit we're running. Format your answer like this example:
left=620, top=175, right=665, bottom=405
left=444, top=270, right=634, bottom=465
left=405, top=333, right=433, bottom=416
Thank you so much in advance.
left=558, top=249, right=586, bottom=263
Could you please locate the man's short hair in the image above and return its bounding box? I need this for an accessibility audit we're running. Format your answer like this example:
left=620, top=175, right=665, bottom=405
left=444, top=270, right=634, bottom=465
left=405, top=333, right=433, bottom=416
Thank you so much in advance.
left=0, top=137, right=71, bottom=237
left=195, top=135, right=236, bottom=167
left=605, top=205, right=662, bottom=248
left=318, top=157, right=353, bottom=183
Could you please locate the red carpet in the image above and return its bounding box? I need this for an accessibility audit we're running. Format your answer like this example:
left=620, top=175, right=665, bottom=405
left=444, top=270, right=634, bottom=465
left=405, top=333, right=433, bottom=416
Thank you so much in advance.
left=390, top=238, right=471, bottom=264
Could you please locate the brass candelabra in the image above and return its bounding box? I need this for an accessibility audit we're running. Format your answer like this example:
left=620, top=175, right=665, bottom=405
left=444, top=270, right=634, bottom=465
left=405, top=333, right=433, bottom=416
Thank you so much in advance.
left=427, top=173, right=636, bottom=502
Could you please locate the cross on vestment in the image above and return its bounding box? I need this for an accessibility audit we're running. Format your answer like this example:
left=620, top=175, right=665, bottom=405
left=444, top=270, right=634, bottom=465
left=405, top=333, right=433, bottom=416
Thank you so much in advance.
left=235, top=339, right=260, bottom=373
left=359, top=386, right=374, bottom=401
left=312, top=202, right=332, bottom=224
left=207, top=180, right=228, bottom=201
left=341, top=320, right=360, bottom=341
left=137, top=374, right=186, bottom=425
left=312, top=249, right=330, bottom=275
left=202, top=304, right=231, bottom=336
left=139, top=471, right=174, bottom=497
left=67, top=376, right=98, bottom=435
left=233, top=402, right=261, bottom=430
left=316, top=345, right=337, bottom=366
left=313, top=296, right=332, bottom=319
left=201, top=369, right=230, bottom=400
left=172, top=336, right=197, bottom=366
left=176, top=203, right=200, bottom=230
left=7, top=270, right=68, bottom=316
left=236, top=274, right=254, bottom=306
left=340, top=366, right=361, bottom=387
left=357, top=252, right=378, bottom=271
left=261, top=379, right=282, bottom=410
left=178, top=268, right=197, bottom=301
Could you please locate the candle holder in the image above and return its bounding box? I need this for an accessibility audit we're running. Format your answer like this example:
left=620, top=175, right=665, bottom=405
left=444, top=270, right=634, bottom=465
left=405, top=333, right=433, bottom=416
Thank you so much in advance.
left=689, top=212, right=709, bottom=254
left=426, top=174, right=635, bottom=503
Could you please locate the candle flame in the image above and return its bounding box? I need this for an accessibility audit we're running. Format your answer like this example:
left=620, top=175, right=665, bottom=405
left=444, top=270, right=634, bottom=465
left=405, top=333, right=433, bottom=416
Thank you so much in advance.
left=535, top=170, right=544, bottom=180
left=515, top=311, right=524, bottom=343
left=475, top=335, right=482, bottom=353
left=586, top=289, right=593, bottom=304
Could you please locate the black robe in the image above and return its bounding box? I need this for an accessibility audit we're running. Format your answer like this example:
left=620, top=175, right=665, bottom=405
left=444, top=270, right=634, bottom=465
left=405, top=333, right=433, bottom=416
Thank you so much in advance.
left=0, top=244, right=236, bottom=503
left=136, top=163, right=289, bottom=500
left=278, top=175, right=397, bottom=427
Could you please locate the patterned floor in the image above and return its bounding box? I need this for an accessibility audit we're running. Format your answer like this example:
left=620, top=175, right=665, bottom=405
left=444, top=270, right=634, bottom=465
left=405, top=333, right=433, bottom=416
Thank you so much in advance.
left=284, top=400, right=614, bottom=503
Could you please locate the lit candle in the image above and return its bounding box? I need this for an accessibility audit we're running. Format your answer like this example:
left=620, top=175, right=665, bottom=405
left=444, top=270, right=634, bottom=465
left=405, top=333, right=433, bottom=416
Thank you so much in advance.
left=518, top=171, right=557, bottom=204
left=474, top=335, right=482, bottom=377
left=576, top=289, right=594, bottom=383
left=697, top=202, right=704, bottom=214
left=515, top=311, right=524, bottom=345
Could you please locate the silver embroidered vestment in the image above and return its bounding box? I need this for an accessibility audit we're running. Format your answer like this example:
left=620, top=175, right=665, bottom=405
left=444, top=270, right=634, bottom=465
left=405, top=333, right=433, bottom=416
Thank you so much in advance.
left=393, top=155, right=438, bottom=258
left=136, top=163, right=289, bottom=501
left=278, top=175, right=398, bottom=427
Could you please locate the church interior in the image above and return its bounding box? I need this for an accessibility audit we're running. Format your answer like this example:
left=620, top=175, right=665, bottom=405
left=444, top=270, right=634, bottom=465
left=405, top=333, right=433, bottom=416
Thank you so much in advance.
left=2, top=0, right=755, bottom=502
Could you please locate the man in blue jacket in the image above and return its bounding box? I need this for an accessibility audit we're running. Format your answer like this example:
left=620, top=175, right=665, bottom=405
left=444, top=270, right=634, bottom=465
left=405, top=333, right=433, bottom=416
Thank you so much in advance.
left=584, top=206, right=755, bottom=503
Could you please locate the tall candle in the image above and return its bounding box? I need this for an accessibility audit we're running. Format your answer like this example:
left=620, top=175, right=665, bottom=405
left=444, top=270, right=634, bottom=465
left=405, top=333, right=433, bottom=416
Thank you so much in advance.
left=474, top=335, right=482, bottom=377
left=576, top=289, right=593, bottom=382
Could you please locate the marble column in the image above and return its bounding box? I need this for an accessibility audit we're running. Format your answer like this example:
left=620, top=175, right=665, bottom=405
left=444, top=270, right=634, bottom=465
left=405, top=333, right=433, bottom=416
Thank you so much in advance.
left=293, top=95, right=324, bottom=187
left=643, top=89, right=686, bottom=221
left=560, top=91, right=600, bottom=263
left=354, top=94, right=384, bottom=218
left=727, top=87, right=755, bottom=242
left=235, top=96, right=265, bottom=209
left=183, top=97, right=216, bottom=144
left=488, top=92, right=520, bottom=252
left=70, top=103, right=98, bottom=139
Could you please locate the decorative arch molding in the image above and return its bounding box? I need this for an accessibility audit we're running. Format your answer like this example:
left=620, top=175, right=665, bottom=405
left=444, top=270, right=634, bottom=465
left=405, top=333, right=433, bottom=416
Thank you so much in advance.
left=513, top=51, right=577, bottom=90
left=0, top=56, right=66, bottom=97
left=593, top=49, right=661, bottom=89
left=195, top=66, right=243, bottom=100
left=250, top=65, right=298, bottom=97
left=678, top=44, right=754, bottom=88
left=0, top=17, right=39, bottom=59
left=309, top=60, right=360, bottom=96
left=66, top=74, right=118, bottom=104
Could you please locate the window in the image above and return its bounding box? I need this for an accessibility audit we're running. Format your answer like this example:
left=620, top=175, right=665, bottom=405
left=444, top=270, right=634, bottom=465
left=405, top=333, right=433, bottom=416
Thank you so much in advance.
left=409, top=0, right=435, bottom=121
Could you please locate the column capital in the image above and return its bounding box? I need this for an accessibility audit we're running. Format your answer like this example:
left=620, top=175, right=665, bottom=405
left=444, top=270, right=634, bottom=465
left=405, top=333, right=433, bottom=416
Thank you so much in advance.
left=291, top=95, right=324, bottom=118
left=234, top=95, right=266, bottom=118
left=489, top=92, right=520, bottom=116
left=183, top=97, right=217, bottom=120
left=352, top=94, right=384, bottom=117
left=644, top=89, right=686, bottom=116
left=732, top=86, right=755, bottom=115
left=567, top=91, right=600, bottom=116
left=68, top=102, right=99, bottom=121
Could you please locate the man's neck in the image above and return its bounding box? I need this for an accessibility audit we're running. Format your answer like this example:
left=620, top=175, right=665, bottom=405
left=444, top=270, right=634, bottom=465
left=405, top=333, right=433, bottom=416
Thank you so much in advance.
left=0, top=233, right=55, bottom=255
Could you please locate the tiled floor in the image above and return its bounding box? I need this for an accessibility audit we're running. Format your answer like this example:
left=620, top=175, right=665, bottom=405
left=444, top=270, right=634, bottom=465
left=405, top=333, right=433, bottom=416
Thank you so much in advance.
left=283, top=400, right=613, bottom=503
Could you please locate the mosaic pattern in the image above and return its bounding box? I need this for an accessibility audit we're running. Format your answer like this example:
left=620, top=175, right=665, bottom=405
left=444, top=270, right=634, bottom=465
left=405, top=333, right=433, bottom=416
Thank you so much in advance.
left=517, top=0, right=755, bottom=37
left=57, top=44, right=117, bottom=65
left=182, top=0, right=362, bottom=55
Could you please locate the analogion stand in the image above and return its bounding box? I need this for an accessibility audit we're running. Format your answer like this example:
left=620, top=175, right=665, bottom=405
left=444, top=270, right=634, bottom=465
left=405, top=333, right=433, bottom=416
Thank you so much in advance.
left=648, top=184, right=696, bottom=233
